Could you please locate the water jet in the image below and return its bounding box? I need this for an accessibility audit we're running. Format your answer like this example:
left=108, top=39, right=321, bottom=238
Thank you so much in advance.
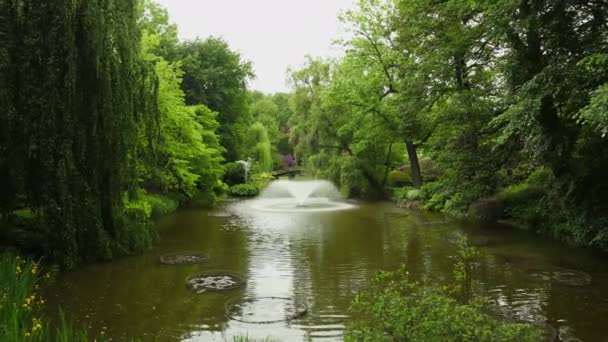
left=250, top=180, right=355, bottom=212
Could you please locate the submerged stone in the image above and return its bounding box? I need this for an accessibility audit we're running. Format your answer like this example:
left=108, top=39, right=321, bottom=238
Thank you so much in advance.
left=186, top=272, right=245, bottom=293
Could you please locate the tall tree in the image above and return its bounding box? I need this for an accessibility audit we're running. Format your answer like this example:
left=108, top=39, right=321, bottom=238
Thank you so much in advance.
left=0, top=0, right=159, bottom=267
left=177, top=38, right=254, bottom=160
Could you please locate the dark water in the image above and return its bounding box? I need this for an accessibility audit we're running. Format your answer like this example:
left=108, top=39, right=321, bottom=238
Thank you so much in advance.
left=45, top=200, right=608, bottom=341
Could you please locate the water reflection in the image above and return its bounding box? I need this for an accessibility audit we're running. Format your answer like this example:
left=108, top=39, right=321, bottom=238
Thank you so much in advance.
left=45, top=201, right=608, bottom=341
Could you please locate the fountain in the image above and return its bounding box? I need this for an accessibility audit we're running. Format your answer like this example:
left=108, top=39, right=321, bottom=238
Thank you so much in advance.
left=250, top=180, right=355, bottom=212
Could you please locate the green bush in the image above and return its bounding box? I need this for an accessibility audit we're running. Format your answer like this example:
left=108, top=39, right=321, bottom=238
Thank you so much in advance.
left=139, top=192, right=180, bottom=219
left=223, top=162, right=246, bottom=186
left=498, top=183, right=546, bottom=206
left=420, top=182, right=451, bottom=211
left=387, top=170, right=412, bottom=187
left=393, top=187, right=422, bottom=201
left=187, top=189, right=218, bottom=208
left=525, top=167, right=555, bottom=188
left=250, top=172, right=274, bottom=190
left=419, top=158, right=442, bottom=182
left=229, top=184, right=259, bottom=197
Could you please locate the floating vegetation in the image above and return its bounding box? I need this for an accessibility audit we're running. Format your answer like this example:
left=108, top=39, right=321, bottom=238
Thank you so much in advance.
left=159, top=252, right=209, bottom=265
left=225, top=297, right=308, bottom=324
left=186, top=272, right=245, bottom=293
left=529, top=268, right=592, bottom=287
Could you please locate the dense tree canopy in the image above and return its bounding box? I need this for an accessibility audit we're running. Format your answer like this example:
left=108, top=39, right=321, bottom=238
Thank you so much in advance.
left=178, top=38, right=254, bottom=161
left=288, top=0, right=608, bottom=249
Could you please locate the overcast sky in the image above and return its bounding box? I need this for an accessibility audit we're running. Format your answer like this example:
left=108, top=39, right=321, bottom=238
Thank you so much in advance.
left=155, top=0, right=355, bottom=93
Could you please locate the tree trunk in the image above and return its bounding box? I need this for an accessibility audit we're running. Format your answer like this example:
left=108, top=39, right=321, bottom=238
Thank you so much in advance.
left=406, top=141, right=422, bottom=188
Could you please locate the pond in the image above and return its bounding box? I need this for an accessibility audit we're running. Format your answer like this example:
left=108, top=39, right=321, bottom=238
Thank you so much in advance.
left=45, top=200, right=608, bottom=341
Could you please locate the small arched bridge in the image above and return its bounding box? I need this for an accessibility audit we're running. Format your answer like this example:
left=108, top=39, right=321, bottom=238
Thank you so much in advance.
left=272, top=169, right=303, bottom=179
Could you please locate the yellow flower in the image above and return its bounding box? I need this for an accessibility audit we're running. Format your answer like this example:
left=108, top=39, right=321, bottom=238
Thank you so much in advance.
left=24, top=332, right=30, bottom=337
left=16, top=266, right=22, bottom=274
left=31, top=267, right=37, bottom=274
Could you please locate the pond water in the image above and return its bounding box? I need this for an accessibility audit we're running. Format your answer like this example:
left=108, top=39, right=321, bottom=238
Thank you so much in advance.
left=45, top=200, right=608, bottom=341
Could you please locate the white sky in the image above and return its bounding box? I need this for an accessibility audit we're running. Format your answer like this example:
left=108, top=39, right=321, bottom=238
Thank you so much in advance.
left=155, top=0, right=355, bottom=93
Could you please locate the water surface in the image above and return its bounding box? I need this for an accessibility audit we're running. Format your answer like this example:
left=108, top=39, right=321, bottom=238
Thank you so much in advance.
left=45, top=200, right=608, bottom=341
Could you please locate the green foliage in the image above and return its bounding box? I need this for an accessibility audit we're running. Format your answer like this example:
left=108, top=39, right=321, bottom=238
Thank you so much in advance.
left=177, top=38, right=254, bottom=160
left=248, top=123, right=274, bottom=172
left=0, top=254, right=90, bottom=341
left=137, top=191, right=180, bottom=219
left=0, top=0, right=159, bottom=268
left=347, top=255, right=540, bottom=342
left=139, top=25, right=224, bottom=204
left=452, top=235, right=481, bottom=304
left=387, top=171, right=412, bottom=187
left=223, top=162, right=247, bottom=186
left=288, top=55, right=405, bottom=198
left=302, top=0, right=608, bottom=250
left=249, top=172, right=274, bottom=191
left=228, top=184, right=259, bottom=197
left=419, top=158, right=442, bottom=182
left=525, top=167, right=555, bottom=188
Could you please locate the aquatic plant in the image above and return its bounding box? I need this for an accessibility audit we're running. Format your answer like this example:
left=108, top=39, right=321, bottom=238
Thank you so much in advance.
left=0, top=254, right=89, bottom=341
left=346, top=239, right=542, bottom=341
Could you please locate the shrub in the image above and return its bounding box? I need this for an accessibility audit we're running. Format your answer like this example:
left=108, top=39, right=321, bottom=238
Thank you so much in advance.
left=393, top=187, right=422, bottom=201
left=250, top=172, right=274, bottom=190
left=498, top=183, right=546, bottom=206
left=525, top=167, right=555, bottom=188
left=188, top=189, right=218, bottom=208
left=139, top=192, right=180, bottom=219
left=229, top=184, right=259, bottom=197
left=223, top=162, right=246, bottom=186
left=420, top=182, right=451, bottom=211
left=419, top=158, right=442, bottom=182
left=387, top=170, right=412, bottom=187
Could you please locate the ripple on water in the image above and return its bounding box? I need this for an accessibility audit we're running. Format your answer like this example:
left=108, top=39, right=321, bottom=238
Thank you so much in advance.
left=225, top=297, right=308, bottom=324
left=289, top=309, right=348, bottom=341
left=529, top=268, right=592, bottom=287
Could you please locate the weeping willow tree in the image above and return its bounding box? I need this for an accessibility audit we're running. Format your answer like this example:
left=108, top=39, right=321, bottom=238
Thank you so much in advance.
left=248, top=123, right=273, bottom=172
left=0, top=0, right=159, bottom=268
